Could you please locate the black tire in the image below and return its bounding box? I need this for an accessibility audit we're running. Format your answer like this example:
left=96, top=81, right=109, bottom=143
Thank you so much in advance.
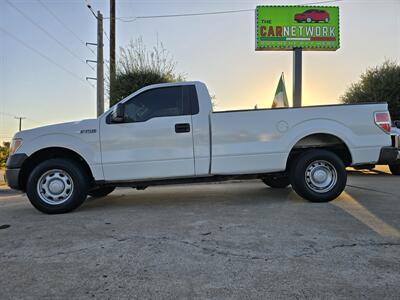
left=262, top=175, right=290, bottom=188
left=26, top=158, right=89, bottom=214
left=88, top=186, right=115, bottom=198
left=289, top=150, right=347, bottom=202
left=389, top=164, right=400, bottom=175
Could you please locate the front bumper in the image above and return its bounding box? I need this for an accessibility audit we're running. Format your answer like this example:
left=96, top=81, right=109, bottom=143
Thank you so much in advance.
left=4, top=153, right=28, bottom=190
left=4, top=169, right=22, bottom=190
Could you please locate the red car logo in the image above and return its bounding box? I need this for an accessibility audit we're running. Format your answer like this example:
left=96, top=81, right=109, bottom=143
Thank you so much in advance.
left=294, top=9, right=330, bottom=23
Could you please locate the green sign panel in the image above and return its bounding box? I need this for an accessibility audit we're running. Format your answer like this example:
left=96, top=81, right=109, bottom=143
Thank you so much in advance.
left=256, top=6, right=340, bottom=51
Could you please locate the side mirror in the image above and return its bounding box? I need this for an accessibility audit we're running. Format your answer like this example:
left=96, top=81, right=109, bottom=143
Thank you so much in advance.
left=111, top=103, right=125, bottom=123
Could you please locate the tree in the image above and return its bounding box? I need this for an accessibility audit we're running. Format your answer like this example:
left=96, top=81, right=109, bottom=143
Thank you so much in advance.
left=109, top=37, right=184, bottom=106
left=341, top=60, right=400, bottom=121
left=0, top=142, right=10, bottom=168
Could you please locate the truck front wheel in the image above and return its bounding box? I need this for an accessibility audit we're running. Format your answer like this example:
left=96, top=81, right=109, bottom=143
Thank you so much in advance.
left=26, top=158, right=89, bottom=214
left=289, top=150, right=347, bottom=202
left=389, top=164, right=400, bottom=175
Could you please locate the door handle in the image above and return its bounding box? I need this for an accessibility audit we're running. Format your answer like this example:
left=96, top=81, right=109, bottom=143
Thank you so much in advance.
left=175, top=123, right=190, bottom=133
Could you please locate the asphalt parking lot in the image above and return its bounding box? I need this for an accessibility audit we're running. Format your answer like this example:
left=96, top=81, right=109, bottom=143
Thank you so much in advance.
left=1, top=167, right=399, bottom=299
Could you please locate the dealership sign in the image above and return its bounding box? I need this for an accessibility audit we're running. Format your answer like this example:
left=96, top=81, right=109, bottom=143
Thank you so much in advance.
left=256, top=6, right=340, bottom=51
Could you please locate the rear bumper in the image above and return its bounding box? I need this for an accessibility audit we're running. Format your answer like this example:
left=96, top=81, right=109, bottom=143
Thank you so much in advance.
left=377, top=146, right=400, bottom=165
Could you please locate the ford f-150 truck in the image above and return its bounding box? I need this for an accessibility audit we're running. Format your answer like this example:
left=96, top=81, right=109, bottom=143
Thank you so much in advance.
left=5, top=81, right=400, bottom=214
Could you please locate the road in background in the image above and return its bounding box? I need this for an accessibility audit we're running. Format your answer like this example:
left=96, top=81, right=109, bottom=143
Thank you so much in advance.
left=0, top=167, right=399, bottom=299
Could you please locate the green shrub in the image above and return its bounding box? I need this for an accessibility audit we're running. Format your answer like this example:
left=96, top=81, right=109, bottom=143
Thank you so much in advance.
left=341, top=60, right=400, bottom=121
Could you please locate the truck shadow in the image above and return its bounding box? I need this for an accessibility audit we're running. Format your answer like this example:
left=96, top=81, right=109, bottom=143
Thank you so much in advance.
left=81, top=183, right=302, bottom=212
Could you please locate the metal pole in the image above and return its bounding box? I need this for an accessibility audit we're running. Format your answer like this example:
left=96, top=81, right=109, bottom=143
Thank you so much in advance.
left=109, top=0, right=116, bottom=106
left=14, top=117, right=26, bottom=131
left=293, top=48, right=302, bottom=107
left=97, top=11, right=104, bottom=116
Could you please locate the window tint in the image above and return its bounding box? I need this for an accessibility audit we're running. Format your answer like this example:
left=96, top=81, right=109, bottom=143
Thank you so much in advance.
left=124, top=86, right=184, bottom=122
left=122, top=85, right=199, bottom=123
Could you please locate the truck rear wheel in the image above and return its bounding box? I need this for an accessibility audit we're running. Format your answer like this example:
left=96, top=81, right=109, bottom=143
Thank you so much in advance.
left=389, top=164, right=400, bottom=175
left=262, top=175, right=290, bottom=188
left=26, top=158, right=89, bottom=214
left=289, top=150, right=347, bottom=202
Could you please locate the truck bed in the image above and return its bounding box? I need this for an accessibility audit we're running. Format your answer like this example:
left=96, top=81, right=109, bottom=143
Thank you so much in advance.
left=210, top=103, right=390, bottom=175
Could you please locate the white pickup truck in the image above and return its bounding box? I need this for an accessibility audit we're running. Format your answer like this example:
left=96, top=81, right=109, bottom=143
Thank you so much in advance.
left=5, top=81, right=400, bottom=214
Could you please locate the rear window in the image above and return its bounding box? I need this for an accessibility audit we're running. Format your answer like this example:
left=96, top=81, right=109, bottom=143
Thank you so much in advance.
left=184, top=85, right=199, bottom=115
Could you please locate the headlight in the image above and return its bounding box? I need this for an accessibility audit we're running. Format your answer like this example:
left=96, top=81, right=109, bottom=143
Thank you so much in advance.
left=9, top=138, right=23, bottom=155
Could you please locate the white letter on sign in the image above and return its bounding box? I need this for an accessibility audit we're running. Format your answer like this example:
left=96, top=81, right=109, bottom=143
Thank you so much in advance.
left=330, top=27, right=335, bottom=37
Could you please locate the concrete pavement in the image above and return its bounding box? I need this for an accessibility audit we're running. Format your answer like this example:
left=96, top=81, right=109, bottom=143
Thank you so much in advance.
left=0, top=168, right=399, bottom=299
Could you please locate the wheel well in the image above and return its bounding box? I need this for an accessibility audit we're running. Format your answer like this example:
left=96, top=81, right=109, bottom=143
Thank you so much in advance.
left=287, top=133, right=352, bottom=169
left=19, top=147, right=94, bottom=191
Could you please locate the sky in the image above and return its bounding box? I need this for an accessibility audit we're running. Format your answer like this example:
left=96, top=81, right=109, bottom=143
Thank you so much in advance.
left=1, top=0, right=399, bottom=142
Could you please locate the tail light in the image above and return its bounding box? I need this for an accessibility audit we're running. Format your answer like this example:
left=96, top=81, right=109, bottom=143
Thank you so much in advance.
left=374, top=112, right=391, bottom=134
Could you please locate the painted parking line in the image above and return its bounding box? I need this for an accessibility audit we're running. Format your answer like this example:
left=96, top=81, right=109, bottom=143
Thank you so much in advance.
left=332, top=192, right=400, bottom=239
left=0, top=191, right=24, bottom=199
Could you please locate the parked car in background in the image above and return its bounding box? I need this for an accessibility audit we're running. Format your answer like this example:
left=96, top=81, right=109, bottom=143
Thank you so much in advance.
left=294, top=9, right=330, bottom=23
left=388, top=121, right=400, bottom=175
left=5, top=82, right=400, bottom=214
left=392, top=121, right=400, bottom=135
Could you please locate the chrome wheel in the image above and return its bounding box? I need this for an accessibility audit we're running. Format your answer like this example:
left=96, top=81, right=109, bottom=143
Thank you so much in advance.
left=305, top=160, right=337, bottom=193
left=37, top=169, right=74, bottom=205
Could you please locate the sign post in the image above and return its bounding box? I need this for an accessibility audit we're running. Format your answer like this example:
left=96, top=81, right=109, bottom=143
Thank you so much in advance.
left=293, top=48, right=302, bottom=107
left=255, top=6, right=340, bottom=107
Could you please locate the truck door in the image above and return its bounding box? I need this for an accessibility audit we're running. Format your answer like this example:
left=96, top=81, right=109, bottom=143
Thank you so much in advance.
left=100, top=85, right=197, bottom=181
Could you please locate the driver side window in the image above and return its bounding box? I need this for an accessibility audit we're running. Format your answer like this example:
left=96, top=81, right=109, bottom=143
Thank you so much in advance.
left=124, top=86, right=187, bottom=123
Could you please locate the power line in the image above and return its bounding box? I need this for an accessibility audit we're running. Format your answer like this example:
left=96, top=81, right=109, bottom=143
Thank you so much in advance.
left=0, top=111, right=45, bottom=125
left=5, top=0, right=95, bottom=72
left=116, top=9, right=254, bottom=22
left=303, top=0, right=342, bottom=4
left=37, top=0, right=96, bottom=57
left=114, top=0, right=342, bottom=22
left=103, top=30, right=110, bottom=42
left=0, top=27, right=94, bottom=88
left=0, top=111, right=14, bottom=118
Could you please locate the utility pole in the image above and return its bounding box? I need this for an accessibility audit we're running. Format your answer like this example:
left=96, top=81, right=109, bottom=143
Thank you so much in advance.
left=14, top=117, right=26, bottom=131
left=109, top=0, right=116, bottom=106
left=97, top=11, right=104, bottom=116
